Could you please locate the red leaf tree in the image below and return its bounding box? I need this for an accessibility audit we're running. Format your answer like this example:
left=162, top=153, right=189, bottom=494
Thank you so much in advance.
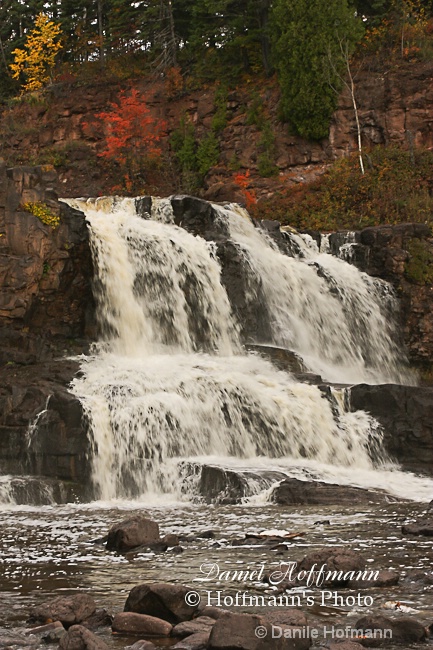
left=233, top=169, right=257, bottom=209
left=95, top=88, right=166, bottom=188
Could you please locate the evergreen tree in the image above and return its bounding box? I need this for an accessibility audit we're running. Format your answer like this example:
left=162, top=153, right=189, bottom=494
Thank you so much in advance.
left=271, top=0, right=364, bottom=140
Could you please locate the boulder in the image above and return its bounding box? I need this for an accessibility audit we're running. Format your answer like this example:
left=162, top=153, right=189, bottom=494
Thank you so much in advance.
left=126, top=642, right=156, bottom=650
left=180, top=462, right=287, bottom=504
left=173, top=632, right=210, bottom=649
left=106, top=516, right=160, bottom=552
left=112, top=612, right=172, bottom=636
left=354, top=615, right=427, bottom=646
left=402, top=518, right=433, bottom=536
left=124, top=583, right=199, bottom=624
left=271, top=478, right=386, bottom=506
left=348, top=570, right=399, bottom=589
left=58, top=624, right=109, bottom=650
left=29, top=594, right=96, bottom=627
left=172, top=616, right=216, bottom=638
left=208, top=612, right=310, bottom=650
left=298, top=547, right=365, bottom=586
left=81, top=609, right=112, bottom=630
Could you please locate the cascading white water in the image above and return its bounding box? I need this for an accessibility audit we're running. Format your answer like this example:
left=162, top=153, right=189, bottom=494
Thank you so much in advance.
left=66, top=197, right=238, bottom=356
left=62, top=196, right=423, bottom=502
left=71, top=352, right=387, bottom=500
left=217, top=204, right=413, bottom=384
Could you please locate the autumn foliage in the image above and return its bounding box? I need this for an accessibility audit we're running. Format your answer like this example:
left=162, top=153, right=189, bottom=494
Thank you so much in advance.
left=95, top=88, right=166, bottom=189
left=233, top=170, right=257, bottom=209
left=10, top=13, right=62, bottom=92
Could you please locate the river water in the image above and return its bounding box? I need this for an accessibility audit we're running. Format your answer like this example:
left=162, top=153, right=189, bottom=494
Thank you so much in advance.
left=0, top=499, right=432, bottom=648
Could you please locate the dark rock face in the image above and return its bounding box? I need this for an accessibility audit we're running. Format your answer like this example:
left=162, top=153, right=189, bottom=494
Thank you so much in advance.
left=349, top=383, right=433, bottom=473
left=0, top=165, right=95, bottom=357
left=0, top=359, right=91, bottom=487
left=170, top=195, right=230, bottom=240
left=106, top=516, right=161, bottom=552
left=0, top=165, right=94, bottom=499
left=326, top=222, right=433, bottom=371
left=124, top=583, right=200, bottom=625
left=271, top=478, right=388, bottom=506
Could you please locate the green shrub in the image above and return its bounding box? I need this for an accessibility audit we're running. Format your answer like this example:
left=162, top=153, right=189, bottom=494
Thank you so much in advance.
left=405, top=238, right=433, bottom=285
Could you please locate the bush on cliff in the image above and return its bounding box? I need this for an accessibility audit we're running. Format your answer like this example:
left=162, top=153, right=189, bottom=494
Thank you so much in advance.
left=253, top=145, right=433, bottom=231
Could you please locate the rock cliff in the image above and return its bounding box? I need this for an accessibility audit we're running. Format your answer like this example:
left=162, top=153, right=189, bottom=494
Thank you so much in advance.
left=1, top=61, right=433, bottom=200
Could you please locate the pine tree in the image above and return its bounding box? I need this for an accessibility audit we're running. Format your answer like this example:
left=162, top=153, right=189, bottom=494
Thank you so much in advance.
left=271, top=0, right=364, bottom=140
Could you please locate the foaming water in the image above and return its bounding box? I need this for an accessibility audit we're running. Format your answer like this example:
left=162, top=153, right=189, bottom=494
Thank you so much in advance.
left=217, top=204, right=412, bottom=385
left=71, top=351, right=388, bottom=500
left=66, top=197, right=238, bottom=355
left=56, top=196, right=425, bottom=504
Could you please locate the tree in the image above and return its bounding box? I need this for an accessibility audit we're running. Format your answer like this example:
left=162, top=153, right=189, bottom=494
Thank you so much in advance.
left=270, top=0, right=364, bottom=140
left=95, top=88, right=166, bottom=187
left=10, top=12, right=62, bottom=92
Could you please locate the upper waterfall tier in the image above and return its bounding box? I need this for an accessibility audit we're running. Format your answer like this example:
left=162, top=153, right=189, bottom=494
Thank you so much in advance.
left=64, top=196, right=413, bottom=385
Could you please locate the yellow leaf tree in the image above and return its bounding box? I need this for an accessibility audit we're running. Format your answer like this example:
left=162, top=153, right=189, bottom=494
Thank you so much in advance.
left=10, top=13, right=62, bottom=92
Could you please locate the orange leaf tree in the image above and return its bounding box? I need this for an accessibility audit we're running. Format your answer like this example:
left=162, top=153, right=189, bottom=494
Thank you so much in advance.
left=95, top=88, right=166, bottom=187
left=233, top=170, right=257, bottom=209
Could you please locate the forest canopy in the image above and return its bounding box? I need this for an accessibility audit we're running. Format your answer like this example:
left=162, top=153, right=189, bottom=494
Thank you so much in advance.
left=1, top=0, right=433, bottom=139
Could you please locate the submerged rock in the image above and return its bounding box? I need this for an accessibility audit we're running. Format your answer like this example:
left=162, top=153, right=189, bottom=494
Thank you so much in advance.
left=106, top=515, right=160, bottom=552
left=402, top=518, right=433, bottom=536
left=58, top=624, right=109, bottom=650
left=354, top=615, right=427, bottom=645
left=28, top=594, right=96, bottom=627
left=112, top=612, right=172, bottom=636
left=271, top=478, right=387, bottom=505
left=124, top=583, right=200, bottom=624
left=173, top=631, right=210, bottom=649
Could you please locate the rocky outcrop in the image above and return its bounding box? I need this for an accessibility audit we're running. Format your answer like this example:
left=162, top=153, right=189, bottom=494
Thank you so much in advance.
left=325, top=222, right=433, bottom=371
left=349, top=383, right=433, bottom=473
left=0, top=164, right=94, bottom=498
left=0, top=163, right=95, bottom=360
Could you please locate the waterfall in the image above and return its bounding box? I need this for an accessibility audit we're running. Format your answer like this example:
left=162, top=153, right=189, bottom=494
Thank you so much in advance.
left=215, top=204, right=412, bottom=384
left=62, top=196, right=418, bottom=502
